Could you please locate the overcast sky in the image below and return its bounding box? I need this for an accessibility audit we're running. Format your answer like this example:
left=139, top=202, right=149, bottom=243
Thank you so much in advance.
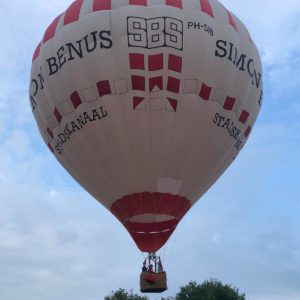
left=0, top=1, right=300, bottom=299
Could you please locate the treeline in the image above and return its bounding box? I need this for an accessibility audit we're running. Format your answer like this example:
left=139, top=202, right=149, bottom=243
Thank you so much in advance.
left=105, top=279, right=246, bottom=300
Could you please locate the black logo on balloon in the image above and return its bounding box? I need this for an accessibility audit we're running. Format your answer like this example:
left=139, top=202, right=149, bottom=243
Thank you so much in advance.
left=127, top=17, right=183, bottom=50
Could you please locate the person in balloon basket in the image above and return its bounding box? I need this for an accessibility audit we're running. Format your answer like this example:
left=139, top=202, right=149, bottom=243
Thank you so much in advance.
left=142, top=260, right=147, bottom=272
left=148, top=264, right=154, bottom=273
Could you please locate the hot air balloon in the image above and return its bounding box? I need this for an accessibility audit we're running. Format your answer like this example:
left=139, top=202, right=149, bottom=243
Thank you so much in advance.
left=29, top=0, right=263, bottom=293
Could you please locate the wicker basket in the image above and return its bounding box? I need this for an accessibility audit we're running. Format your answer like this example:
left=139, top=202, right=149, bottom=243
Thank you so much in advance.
left=140, top=271, right=167, bottom=293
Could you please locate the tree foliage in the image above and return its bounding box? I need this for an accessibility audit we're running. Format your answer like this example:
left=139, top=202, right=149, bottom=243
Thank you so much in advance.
left=105, top=279, right=245, bottom=300
left=104, top=288, right=149, bottom=300
left=174, top=279, right=245, bottom=300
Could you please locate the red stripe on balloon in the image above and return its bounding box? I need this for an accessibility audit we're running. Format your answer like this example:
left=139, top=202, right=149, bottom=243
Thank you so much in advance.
left=200, top=0, right=214, bottom=18
left=129, top=53, right=145, bottom=70
left=131, top=75, right=146, bottom=91
left=126, top=219, right=178, bottom=252
left=133, top=97, right=145, bottom=110
left=167, top=98, right=178, bottom=112
left=47, top=128, right=54, bottom=139
left=129, top=0, right=147, bottom=6
left=130, top=228, right=176, bottom=252
left=239, top=110, right=249, bottom=124
left=47, top=143, right=55, bottom=153
left=111, top=192, right=191, bottom=252
left=167, top=77, right=180, bottom=93
left=199, top=83, right=212, bottom=100
left=166, top=0, right=183, bottom=9
left=244, top=125, right=252, bottom=138
left=168, top=54, right=182, bottom=73
left=111, top=192, right=191, bottom=222
left=70, top=91, right=82, bottom=109
left=64, top=0, right=84, bottom=25
left=43, top=15, right=62, bottom=43
left=97, top=80, right=111, bottom=97
left=149, top=76, right=163, bottom=91
left=223, top=96, right=236, bottom=110
left=32, top=42, right=41, bottom=62
left=93, top=0, right=111, bottom=11
left=126, top=219, right=178, bottom=233
left=148, top=54, right=164, bottom=71
left=54, top=107, right=63, bottom=124
left=227, top=10, right=238, bottom=32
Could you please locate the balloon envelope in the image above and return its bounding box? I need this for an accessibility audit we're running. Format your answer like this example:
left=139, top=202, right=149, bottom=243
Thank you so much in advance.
left=30, top=0, right=263, bottom=252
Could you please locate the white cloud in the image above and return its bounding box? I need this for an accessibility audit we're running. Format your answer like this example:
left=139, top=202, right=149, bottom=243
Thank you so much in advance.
left=0, top=179, right=142, bottom=300
left=223, top=0, right=300, bottom=95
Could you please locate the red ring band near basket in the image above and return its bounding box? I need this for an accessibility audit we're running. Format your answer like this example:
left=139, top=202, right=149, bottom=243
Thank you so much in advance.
left=110, top=192, right=191, bottom=252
